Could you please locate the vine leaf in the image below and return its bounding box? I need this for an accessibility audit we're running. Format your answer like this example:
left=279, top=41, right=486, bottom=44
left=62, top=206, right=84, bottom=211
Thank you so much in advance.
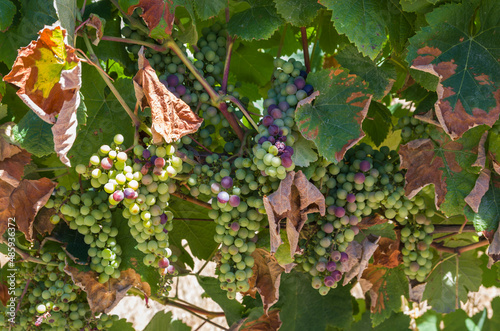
left=274, top=0, right=323, bottom=27
left=263, top=170, right=325, bottom=256
left=143, top=311, right=190, bottom=331
left=399, top=126, right=486, bottom=217
left=133, top=48, right=203, bottom=144
left=362, top=101, right=393, bottom=147
left=358, top=213, right=387, bottom=230
left=407, top=0, right=500, bottom=140
left=295, top=68, right=372, bottom=163
left=121, top=0, right=195, bottom=40
left=464, top=169, right=491, bottom=213
left=465, top=175, right=500, bottom=234
left=84, top=14, right=105, bottom=46
left=290, top=134, right=318, bottom=167
left=3, top=25, right=81, bottom=166
left=245, top=248, right=284, bottom=314
left=240, top=309, right=282, bottom=331
left=0, top=0, right=16, bottom=32
left=0, top=281, right=9, bottom=306
left=341, top=235, right=380, bottom=285
left=64, top=266, right=151, bottom=313
left=320, top=0, right=388, bottom=60
left=373, top=237, right=402, bottom=269
left=360, top=265, right=408, bottom=326
left=489, top=130, right=500, bottom=175
left=192, top=0, right=225, bottom=21
left=227, top=0, right=284, bottom=41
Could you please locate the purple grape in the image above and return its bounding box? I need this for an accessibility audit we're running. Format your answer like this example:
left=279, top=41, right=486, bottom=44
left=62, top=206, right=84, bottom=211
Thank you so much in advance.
left=101, top=157, right=113, bottom=170
left=176, top=85, right=186, bottom=95
left=327, top=261, right=337, bottom=272
left=113, top=190, right=124, bottom=202
left=267, top=136, right=276, bottom=144
left=211, top=183, right=221, bottom=194
left=229, top=195, right=240, bottom=207
left=300, top=70, right=307, bottom=78
left=346, top=193, right=356, bottom=203
left=279, top=136, right=287, bottom=143
left=163, top=228, right=169, bottom=233
left=331, top=251, right=341, bottom=262
left=268, top=125, right=279, bottom=136
left=303, top=84, right=314, bottom=95
left=267, top=104, right=279, bottom=113
left=294, top=77, right=306, bottom=89
left=142, top=149, right=151, bottom=159
left=160, top=80, right=168, bottom=88
left=349, top=215, right=359, bottom=226
left=270, top=107, right=282, bottom=119
left=354, top=173, right=365, bottom=184
left=230, top=222, right=240, bottom=232
left=262, top=115, right=274, bottom=127
left=261, top=170, right=268, bottom=177
left=166, top=74, right=179, bottom=87
left=134, top=158, right=142, bottom=164
left=340, top=252, right=349, bottom=263
left=123, top=188, right=137, bottom=199
left=150, top=156, right=158, bottom=164
left=281, top=155, right=292, bottom=168
left=155, top=157, right=166, bottom=168
left=278, top=101, right=289, bottom=112
left=166, top=265, right=175, bottom=274
left=258, top=136, right=268, bottom=144
left=352, top=226, right=360, bottom=235
left=324, top=276, right=335, bottom=287
left=217, top=191, right=230, bottom=203
left=285, top=146, right=294, bottom=155
left=160, top=213, right=168, bottom=225
left=278, top=129, right=283, bottom=135
left=334, top=207, right=346, bottom=218
left=359, top=160, right=371, bottom=172
left=158, top=257, right=170, bottom=268
left=221, top=176, right=233, bottom=189
left=315, top=261, right=326, bottom=272
left=331, top=270, right=342, bottom=282
left=167, top=86, right=177, bottom=93
left=322, top=223, right=334, bottom=234
left=275, top=141, right=286, bottom=152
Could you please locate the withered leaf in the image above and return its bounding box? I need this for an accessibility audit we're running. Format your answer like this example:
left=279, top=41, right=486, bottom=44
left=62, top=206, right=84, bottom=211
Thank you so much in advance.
left=0, top=282, right=9, bottom=307
left=34, top=207, right=57, bottom=236
left=85, top=14, right=105, bottom=45
left=341, top=235, right=380, bottom=285
left=124, top=0, right=179, bottom=39
left=373, top=237, right=402, bottom=269
left=357, top=213, right=387, bottom=230
left=263, top=170, right=325, bottom=256
left=487, top=225, right=500, bottom=264
left=239, top=309, right=282, bottom=331
left=3, top=25, right=81, bottom=166
left=133, top=48, right=203, bottom=144
left=465, top=168, right=491, bottom=213
left=64, top=266, right=151, bottom=313
left=245, top=248, right=284, bottom=314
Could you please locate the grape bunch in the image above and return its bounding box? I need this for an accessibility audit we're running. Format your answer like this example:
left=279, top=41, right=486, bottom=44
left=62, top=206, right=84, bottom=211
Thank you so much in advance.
left=401, top=214, right=435, bottom=282
left=0, top=251, right=122, bottom=330
left=253, top=58, right=315, bottom=178
left=395, top=115, right=430, bottom=143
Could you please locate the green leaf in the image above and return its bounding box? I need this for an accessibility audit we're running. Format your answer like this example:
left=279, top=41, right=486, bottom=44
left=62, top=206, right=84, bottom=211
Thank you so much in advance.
left=360, top=222, right=397, bottom=240
left=465, top=179, right=500, bottom=232
left=400, top=0, right=433, bottom=13
left=318, top=11, right=345, bottom=54
left=291, top=134, right=318, bottom=167
left=167, top=196, right=217, bottom=260
left=113, top=210, right=161, bottom=294
left=351, top=311, right=411, bottom=331
left=276, top=271, right=353, bottom=330
left=193, top=0, right=225, bottom=20
left=107, top=318, right=135, bottom=331
left=362, top=101, right=392, bottom=147
left=230, top=44, right=274, bottom=87
left=320, top=0, right=388, bottom=59
left=12, top=111, right=54, bottom=157
left=368, top=266, right=408, bottom=326
left=54, top=0, right=76, bottom=46
left=295, top=68, right=372, bottom=163
left=407, top=0, right=500, bottom=139
left=244, top=25, right=301, bottom=57
left=384, top=0, right=416, bottom=55
left=197, top=276, right=245, bottom=326
left=274, top=0, right=323, bottom=27
left=336, top=45, right=396, bottom=100
left=144, top=311, right=191, bottom=331
left=423, top=251, right=482, bottom=313
left=400, top=82, right=438, bottom=115
left=0, top=0, right=57, bottom=65
left=0, top=0, right=16, bottom=31
left=227, top=0, right=284, bottom=41
left=68, top=66, right=135, bottom=167
left=489, top=131, right=500, bottom=175
left=415, top=310, right=441, bottom=331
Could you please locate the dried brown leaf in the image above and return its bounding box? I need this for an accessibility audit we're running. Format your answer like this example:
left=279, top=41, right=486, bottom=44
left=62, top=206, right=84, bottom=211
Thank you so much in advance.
left=245, top=248, right=284, bottom=314
left=341, top=236, right=380, bottom=285
left=64, top=266, right=151, bottom=313
left=133, top=48, right=203, bottom=144
left=487, top=225, right=500, bottom=264
left=472, top=131, right=488, bottom=168
left=361, top=264, right=389, bottom=313
left=373, top=237, right=402, bottom=269
left=465, top=168, right=491, bottom=213
left=86, top=14, right=105, bottom=45
left=0, top=282, right=9, bottom=307
left=34, top=208, right=57, bottom=236
left=263, top=170, right=325, bottom=256
left=125, top=0, right=176, bottom=37
left=357, top=213, right=387, bottom=230
left=240, top=309, right=282, bottom=331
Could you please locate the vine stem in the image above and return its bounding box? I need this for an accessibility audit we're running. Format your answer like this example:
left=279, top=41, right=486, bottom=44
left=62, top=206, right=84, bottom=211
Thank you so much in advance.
left=0, top=237, right=59, bottom=267
left=170, top=192, right=212, bottom=209
left=430, top=239, right=489, bottom=255
left=300, top=27, right=311, bottom=73
left=222, top=95, right=259, bottom=131
left=188, top=135, right=213, bottom=154
left=34, top=167, right=67, bottom=172
left=101, top=35, right=166, bottom=52
left=431, top=225, right=476, bottom=234
left=174, top=218, right=213, bottom=222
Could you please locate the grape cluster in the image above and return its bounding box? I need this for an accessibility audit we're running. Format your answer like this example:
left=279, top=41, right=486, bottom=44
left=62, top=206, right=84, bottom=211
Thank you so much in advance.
left=0, top=251, right=122, bottom=330
left=395, top=115, right=430, bottom=143
left=253, top=58, right=315, bottom=178
left=401, top=214, right=435, bottom=282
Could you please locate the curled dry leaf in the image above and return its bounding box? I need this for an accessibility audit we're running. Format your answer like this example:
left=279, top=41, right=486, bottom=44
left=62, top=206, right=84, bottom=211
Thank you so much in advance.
left=133, top=48, right=203, bottom=144
left=64, top=266, right=151, bottom=313
left=34, top=207, right=57, bottom=236
left=465, top=169, right=491, bottom=213
left=357, top=213, right=387, bottom=230
left=124, top=0, right=182, bottom=39
left=239, top=309, right=282, bottom=331
left=244, top=248, right=284, bottom=314
left=373, top=237, right=402, bottom=269
left=263, top=170, right=325, bottom=257
left=0, top=282, right=9, bottom=307
left=3, top=25, right=81, bottom=166
left=85, top=14, right=105, bottom=45
left=341, top=235, right=380, bottom=286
